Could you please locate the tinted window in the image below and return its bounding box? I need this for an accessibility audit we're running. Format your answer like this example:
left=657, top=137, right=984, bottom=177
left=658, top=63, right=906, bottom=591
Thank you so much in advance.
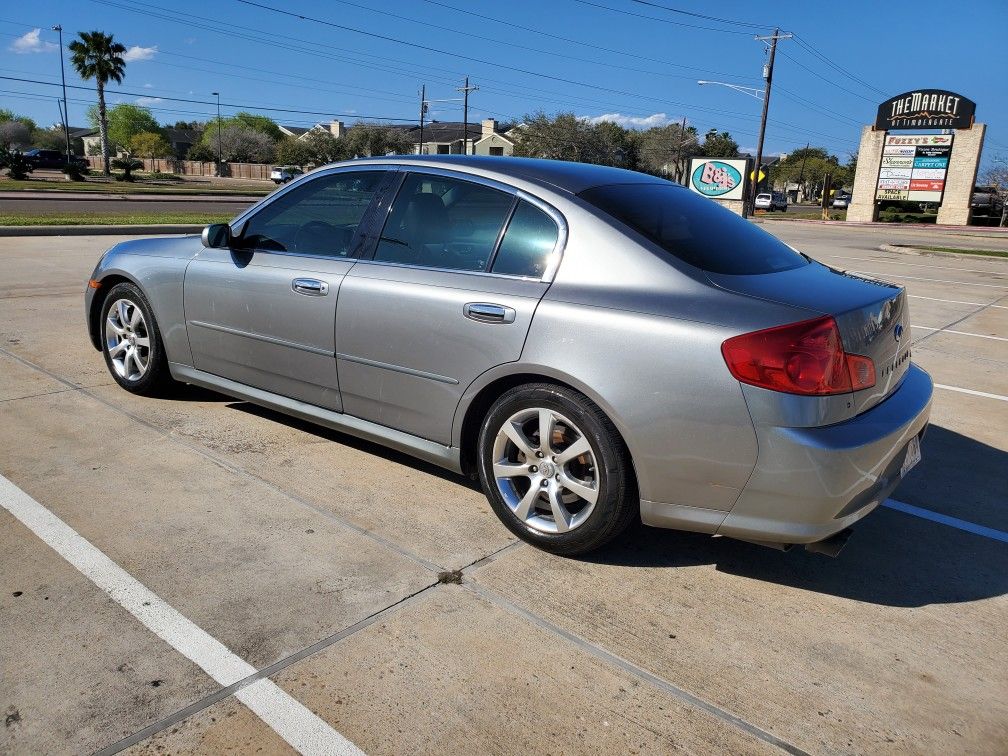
left=491, top=201, right=558, bottom=278
left=375, top=172, right=514, bottom=272
left=579, top=184, right=809, bottom=275
left=237, top=171, right=383, bottom=256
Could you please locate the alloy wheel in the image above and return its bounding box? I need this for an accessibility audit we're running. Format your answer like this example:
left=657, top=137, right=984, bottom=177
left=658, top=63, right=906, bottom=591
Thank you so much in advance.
left=105, top=298, right=150, bottom=382
left=491, top=407, right=600, bottom=534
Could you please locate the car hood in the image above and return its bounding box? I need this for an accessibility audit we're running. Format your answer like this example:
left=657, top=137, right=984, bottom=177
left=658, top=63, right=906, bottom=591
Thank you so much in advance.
left=107, top=235, right=203, bottom=261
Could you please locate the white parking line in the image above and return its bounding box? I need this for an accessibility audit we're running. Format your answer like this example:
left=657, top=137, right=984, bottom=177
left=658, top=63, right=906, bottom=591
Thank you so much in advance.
left=884, top=499, right=1008, bottom=543
left=933, top=383, right=1008, bottom=402
left=820, top=253, right=1008, bottom=275
left=0, top=473, right=365, bottom=756
left=908, top=294, right=1008, bottom=310
left=912, top=325, right=1008, bottom=342
left=851, top=271, right=1008, bottom=290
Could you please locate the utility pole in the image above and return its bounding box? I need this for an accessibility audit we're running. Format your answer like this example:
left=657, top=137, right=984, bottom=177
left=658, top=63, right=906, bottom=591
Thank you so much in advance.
left=418, top=84, right=427, bottom=155
left=672, top=116, right=687, bottom=183
left=456, top=76, right=479, bottom=155
left=52, top=24, right=71, bottom=167
left=749, top=28, right=791, bottom=216
left=796, top=140, right=810, bottom=202
left=212, top=92, right=222, bottom=176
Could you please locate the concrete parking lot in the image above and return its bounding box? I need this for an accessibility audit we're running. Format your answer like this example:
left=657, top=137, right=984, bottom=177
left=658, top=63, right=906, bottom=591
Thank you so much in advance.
left=1, top=224, right=1006, bottom=755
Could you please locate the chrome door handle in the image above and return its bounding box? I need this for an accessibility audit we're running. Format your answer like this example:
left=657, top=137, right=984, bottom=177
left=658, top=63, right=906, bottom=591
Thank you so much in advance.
left=292, top=278, right=329, bottom=296
left=464, top=302, right=516, bottom=324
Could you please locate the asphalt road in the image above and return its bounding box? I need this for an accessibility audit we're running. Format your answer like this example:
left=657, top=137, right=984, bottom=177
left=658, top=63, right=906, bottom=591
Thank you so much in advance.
left=1, top=225, right=1006, bottom=754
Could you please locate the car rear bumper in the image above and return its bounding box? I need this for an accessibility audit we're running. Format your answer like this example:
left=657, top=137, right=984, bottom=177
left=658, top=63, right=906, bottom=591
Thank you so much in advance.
left=716, top=363, right=932, bottom=544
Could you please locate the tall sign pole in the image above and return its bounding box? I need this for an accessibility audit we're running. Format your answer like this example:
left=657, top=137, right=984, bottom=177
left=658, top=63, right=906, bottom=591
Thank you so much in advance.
left=418, top=84, right=426, bottom=155
left=457, top=76, right=479, bottom=155
left=52, top=25, right=71, bottom=166
left=749, top=29, right=791, bottom=216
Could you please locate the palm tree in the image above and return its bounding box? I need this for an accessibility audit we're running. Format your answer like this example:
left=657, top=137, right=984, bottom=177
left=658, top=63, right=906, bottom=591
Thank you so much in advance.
left=69, top=31, right=126, bottom=176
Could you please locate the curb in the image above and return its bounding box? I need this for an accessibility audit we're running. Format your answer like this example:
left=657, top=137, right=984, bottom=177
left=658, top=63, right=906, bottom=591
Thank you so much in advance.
left=756, top=217, right=1008, bottom=233
left=0, top=193, right=260, bottom=203
left=878, top=243, right=1008, bottom=262
left=0, top=225, right=203, bottom=236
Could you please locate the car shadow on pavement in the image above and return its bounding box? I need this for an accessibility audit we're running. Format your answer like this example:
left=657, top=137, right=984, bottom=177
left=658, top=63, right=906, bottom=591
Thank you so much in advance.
left=216, top=398, right=1004, bottom=607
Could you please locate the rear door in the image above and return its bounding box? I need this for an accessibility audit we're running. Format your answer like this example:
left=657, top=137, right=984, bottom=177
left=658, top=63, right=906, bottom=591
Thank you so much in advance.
left=183, top=168, right=395, bottom=411
left=335, top=169, right=564, bottom=443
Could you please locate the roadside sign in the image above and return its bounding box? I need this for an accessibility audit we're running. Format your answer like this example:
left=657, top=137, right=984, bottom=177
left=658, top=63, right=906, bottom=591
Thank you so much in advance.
left=687, top=158, right=748, bottom=201
left=876, top=133, right=953, bottom=204
left=748, top=169, right=766, bottom=183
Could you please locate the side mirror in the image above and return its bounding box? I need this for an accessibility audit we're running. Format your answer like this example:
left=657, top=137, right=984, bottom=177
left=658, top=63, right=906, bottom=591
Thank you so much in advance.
left=201, top=223, right=232, bottom=249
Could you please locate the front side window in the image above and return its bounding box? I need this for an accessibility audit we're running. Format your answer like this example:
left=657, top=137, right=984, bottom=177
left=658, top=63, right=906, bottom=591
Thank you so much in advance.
left=579, top=183, right=809, bottom=275
left=491, top=200, right=558, bottom=278
left=236, top=170, right=384, bottom=257
left=374, top=172, right=514, bottom=272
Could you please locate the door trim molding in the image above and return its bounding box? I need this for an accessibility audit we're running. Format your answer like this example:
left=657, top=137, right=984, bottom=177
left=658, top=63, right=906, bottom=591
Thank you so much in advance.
left=188, top=320, right=334, bottom=357
left=335, top=352, right=460, bottom=385
left=168, top=363, right=462, bottom=473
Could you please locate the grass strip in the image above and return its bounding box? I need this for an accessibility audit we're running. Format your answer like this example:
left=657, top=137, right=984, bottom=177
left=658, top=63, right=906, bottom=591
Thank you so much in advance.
left=0, top=212, right=233, bottom=227
left=898, top=245, right=1008, bottom=259
left=0, top=179, right=271, bottom=196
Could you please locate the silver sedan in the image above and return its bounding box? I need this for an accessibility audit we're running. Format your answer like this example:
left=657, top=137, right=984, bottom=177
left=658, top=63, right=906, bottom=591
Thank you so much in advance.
left=85, top=156, right=931, bottom=556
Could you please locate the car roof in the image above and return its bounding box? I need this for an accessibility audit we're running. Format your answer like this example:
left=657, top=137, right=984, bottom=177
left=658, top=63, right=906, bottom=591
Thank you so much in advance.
left=336, top=155, right=669, bottom=195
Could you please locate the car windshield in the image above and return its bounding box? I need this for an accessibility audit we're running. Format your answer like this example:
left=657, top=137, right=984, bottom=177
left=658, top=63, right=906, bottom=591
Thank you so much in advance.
left=579, top=183, right=809, bottom=275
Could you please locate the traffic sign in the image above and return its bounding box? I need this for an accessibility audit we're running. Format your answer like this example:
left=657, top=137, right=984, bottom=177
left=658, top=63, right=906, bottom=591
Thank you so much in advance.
left=749, top=169, right=766, bottom=182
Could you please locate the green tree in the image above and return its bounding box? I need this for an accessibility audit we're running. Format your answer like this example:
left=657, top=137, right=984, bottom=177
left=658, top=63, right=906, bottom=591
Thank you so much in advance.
left=275, top=136, right=315, bottom=168
left=69, top=31, right=126, bottom=176
left=698, top=129, right=739, bottom=158
left=342, top=122, right=411, bottom=157
left=130, top=131, right=172, bottom=160
left=0, top=121, right=31, bottom=149
left=635, top=122, right=699, bottom=180
left=89, top=104, right=159, bottom=156
left=511, top=112, right=638, bottom=168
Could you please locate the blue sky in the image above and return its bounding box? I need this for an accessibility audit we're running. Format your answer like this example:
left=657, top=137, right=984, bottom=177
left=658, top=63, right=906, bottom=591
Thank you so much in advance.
left=2, top=0, right=1006, bottom=165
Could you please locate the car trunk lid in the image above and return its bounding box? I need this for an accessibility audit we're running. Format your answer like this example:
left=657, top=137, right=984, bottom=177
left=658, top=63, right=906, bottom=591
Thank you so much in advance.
left=708, top=261, right=911, bottom=415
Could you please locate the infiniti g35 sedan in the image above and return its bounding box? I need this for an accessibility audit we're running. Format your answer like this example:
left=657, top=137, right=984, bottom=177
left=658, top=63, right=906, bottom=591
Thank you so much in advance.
left=85, top=156, right=932, bottom=556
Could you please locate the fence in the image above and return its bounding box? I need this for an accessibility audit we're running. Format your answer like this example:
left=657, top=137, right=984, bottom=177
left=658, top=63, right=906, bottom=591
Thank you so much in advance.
left=84, top=157, right=275, bottom=180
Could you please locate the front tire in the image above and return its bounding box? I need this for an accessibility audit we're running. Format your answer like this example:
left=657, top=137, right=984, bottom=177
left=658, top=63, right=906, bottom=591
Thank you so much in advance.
left=100, top=282, right=173, bottom=396
left=477, top=383, right=636, bottom=556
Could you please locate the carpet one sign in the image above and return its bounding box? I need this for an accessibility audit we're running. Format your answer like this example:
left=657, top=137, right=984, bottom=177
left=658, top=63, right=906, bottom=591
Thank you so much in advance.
left=875, top=134, right=952, bottom=203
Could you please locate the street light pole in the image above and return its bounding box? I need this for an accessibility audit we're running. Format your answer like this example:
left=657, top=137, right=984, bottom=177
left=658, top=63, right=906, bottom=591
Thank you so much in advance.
left=212, top=92, right=221, bottom=176
left=749, top=29, right=791, bottom=216
left=52, top=24, right=71, bottom=167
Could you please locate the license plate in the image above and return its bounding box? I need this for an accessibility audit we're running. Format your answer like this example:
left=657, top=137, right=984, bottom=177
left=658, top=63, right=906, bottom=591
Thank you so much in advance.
left=900, top=435, right=922, bottom=478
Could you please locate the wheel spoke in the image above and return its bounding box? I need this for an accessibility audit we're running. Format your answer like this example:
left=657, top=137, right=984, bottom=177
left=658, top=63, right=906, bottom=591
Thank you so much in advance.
left=555, top=436, right=591, bottom=466
left=129, top=305, right=142, bottom=329
left=106, top=316, right=125, bottom=337
left=547, top=485, right=572, bottom=533
left=493, top=461, right=529, bottom=479
left=560, top=474, right=598, bottom=505
left=117, top=301, right=130, bottom=328
left=513, top=483, right=540, bottom=521
left=108, top=340, right=127, bottom=358
left=122, top=349, right=134, bottom=378
left=502, top=421, right=536, bottom=459
left=133, top=348, right=148, bottom=375
left=134, top=336, right=150, bottom=349
left=538, top=409, right=554, bottom=454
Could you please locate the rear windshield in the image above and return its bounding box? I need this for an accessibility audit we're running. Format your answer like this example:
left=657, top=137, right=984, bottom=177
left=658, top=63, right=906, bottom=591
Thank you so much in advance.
left=579, top=183, right=808, bottom=275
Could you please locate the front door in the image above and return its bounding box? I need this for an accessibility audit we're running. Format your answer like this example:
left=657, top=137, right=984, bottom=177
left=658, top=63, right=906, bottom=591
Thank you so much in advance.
left=183, top=169, right=392, bottom=411
left=336, top=170, right=563, bottom=444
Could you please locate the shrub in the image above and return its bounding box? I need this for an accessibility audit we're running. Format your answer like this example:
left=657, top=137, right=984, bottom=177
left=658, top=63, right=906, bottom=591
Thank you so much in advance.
left=111, top=157, right=143, bottom=181
left=0, top=147, right=33, bottom=179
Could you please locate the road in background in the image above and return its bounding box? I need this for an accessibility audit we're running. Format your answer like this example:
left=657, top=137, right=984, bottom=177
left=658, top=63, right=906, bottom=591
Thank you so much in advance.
left=0, top=226, right=1005, bottom=754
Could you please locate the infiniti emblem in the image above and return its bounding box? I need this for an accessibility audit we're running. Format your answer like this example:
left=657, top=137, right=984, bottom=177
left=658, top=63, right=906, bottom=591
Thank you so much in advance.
left=894, top=324, right=904, bottom=341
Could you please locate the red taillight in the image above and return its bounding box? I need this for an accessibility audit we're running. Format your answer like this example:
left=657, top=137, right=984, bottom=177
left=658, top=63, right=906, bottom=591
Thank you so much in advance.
left=721, top=316, right=876, bottom=396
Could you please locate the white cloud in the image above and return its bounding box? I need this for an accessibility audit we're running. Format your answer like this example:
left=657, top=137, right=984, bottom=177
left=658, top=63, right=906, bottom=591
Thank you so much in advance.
left=10, top=28, right=57, bottom=54
left=143, top=83, right=153, bottom=88
left=122, top=45, right=157, bottom=62
left=135, top=96, right=163, bottom=105
left=581, top=112, right=679, bottom=130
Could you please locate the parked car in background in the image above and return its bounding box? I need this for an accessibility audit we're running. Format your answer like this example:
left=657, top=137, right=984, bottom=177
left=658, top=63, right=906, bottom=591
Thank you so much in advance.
left=971, top=186, right=1004, bottom=221
left=84, top=156, right=931, bottom=557
left=270, top=165, right=304, bottom=184
left=23, top=149, right=88, bottom=170
left=755, top=192, right=788, bottom=211
left=831, top=192, right=852, bottom=209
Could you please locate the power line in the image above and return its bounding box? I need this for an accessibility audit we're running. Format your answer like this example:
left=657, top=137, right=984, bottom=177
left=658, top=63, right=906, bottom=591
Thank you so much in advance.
left=569, top=0, right=755, bottom=34
left=777, top=50, right=876, bottom=103
left=417, top=0, right=755, bottom=77
left=791, top=34, right=888, bottom=97
left=627, top=0, right=773, bottom=29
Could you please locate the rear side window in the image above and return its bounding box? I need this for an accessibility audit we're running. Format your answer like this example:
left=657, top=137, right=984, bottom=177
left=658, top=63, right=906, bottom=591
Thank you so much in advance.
left=491, top=201, right=558, bottom=278
left=579, top=184, right=808, bottom=275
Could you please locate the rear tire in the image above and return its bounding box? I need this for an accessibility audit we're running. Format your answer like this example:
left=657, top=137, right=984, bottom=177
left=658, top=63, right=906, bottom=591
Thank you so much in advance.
left=100, top=282, right=173, bottom=396
left=477, top=383, right=636, bottom=556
